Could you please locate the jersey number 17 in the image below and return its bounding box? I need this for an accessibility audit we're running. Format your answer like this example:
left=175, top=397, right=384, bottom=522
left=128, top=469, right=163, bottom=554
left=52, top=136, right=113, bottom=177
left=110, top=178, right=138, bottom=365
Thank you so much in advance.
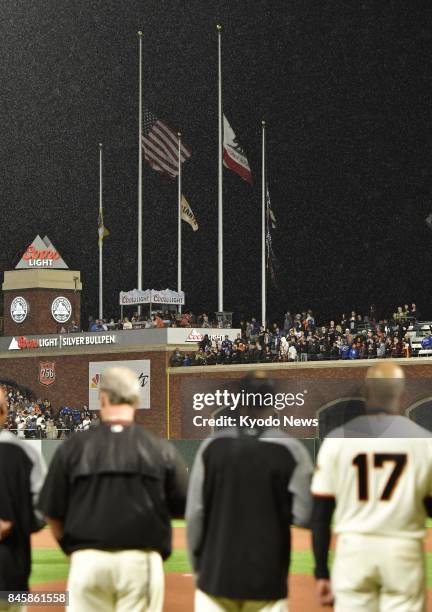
left=353, top=453, right=407, bottom=501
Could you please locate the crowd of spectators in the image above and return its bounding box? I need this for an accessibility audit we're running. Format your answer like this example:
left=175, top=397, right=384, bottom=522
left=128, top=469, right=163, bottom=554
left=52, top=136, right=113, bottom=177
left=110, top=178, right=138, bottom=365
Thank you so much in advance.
left=2, top=385, right=99, bottom=439
left=170, top=303, right=423, bottom=366
left=59, top=301, right=427, bottom=366
left=78, top=311, right=215, bottom=332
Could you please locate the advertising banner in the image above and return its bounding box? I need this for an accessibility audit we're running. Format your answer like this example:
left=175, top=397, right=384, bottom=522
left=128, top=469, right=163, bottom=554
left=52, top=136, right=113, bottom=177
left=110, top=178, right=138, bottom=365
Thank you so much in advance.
left=89, top=360, right=151, bottom=410
left=15, top=235, right=68, bottom=269
left=167, top=328, right=241, bottom=345
left=119, top=288, right=185, bottom=306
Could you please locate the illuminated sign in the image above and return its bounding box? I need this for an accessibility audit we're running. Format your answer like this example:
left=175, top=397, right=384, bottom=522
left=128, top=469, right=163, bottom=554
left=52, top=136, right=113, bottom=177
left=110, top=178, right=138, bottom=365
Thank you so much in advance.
left=8, top=334, right=117, bottom=351
left=15, top=235, right=68, bottom=269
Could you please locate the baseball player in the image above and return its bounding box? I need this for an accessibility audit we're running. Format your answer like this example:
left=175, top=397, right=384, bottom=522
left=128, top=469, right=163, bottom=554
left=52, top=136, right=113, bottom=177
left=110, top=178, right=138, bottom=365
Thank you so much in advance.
left=186, top=373, right=313, bottom=611
left=39, top=367, right=188, bottom=612
left=311, top=362, right=432, bottom=611
left=0, top=385, right=46, bottom=611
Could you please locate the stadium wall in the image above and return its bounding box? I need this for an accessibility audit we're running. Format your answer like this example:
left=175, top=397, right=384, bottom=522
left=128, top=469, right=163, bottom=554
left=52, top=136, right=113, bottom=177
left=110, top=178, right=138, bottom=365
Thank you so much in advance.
left=0, top=345, right=170, bottom=436
left=2, top=340, right=432, bottom=441
left=167, top=360, right=432, bottom=439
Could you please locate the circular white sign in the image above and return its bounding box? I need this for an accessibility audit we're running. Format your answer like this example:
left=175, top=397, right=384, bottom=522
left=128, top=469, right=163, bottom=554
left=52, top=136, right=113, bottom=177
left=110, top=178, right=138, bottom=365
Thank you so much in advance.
left=51, top=296, right=72, bottom=323
left=10, top=296, right=29, bottom=324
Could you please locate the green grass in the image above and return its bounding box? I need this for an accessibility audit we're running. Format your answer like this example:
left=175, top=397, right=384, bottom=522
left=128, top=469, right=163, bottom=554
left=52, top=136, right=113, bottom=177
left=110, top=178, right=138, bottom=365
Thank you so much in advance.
left=30, top=548, right=69, bottom=586
left=163, top=549, right=191, bottom=573
left=30, top=531, right=432, bottom=588
left=31, top=548, right=432, bottom=589
left=30, top=548, right=193, bottom=586
left=31, top=547, right=432, bottom=588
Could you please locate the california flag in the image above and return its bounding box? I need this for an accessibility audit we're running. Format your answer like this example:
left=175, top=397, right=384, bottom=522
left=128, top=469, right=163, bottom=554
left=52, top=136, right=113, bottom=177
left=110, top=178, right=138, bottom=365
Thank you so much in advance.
left=181, top=195, right=199, bottom=231
left=223, top=115, right=253, bottom=184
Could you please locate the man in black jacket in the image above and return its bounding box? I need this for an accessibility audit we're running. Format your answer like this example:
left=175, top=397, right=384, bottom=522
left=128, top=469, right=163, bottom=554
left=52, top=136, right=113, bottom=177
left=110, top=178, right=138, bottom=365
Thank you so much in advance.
left=0, top=386, right=46, bottom=608
left=39, top=366, right=188, bottom=612
left=186, top=374, right=313, bottom=611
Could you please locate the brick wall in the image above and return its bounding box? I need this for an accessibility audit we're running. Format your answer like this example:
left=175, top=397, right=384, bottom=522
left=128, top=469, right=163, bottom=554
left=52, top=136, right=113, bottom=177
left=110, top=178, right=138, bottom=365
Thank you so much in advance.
left=3, top=353, right=432, bottom=440
left=1, top=349, right=169, bottom=437
left=4, top=289, right=81, bottom=336
left=168, top=361, right=432, bottom=439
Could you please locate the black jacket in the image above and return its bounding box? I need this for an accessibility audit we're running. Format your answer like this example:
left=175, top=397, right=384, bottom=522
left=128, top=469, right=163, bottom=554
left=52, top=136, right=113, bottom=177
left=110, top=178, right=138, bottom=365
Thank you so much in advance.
left=38, top=422, right=188, bottom=558
left=186, top=428, right=313, bottom=600
left=0, top=432, right=46, bottom=591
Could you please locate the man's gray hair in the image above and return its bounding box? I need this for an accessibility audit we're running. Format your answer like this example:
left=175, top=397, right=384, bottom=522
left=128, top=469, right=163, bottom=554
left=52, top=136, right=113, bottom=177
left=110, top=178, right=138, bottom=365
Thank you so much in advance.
left=99, top=367, right=140, bottom=407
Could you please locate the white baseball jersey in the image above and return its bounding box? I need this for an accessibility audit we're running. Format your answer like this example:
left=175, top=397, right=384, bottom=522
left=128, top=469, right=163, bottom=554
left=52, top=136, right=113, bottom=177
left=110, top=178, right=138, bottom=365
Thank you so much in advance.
left=311, top=415, right=432, bottom=539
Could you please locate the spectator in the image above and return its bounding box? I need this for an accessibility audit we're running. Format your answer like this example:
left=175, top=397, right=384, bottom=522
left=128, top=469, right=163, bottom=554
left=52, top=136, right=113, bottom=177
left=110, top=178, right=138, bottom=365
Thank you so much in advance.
left=169, top=349, right=183, bottom=368
left=221, top=335, right=232, bottom=354
left=263, top=345, right=273, bottom=363
left=195, top=349, right=207, bottom=366
left=279, top=337, right=289, bottom=361
left=45, top=419, right=58, bottom=440
left=283, top=310, right=293, bottom=333
left=288, top=341, right=298, bottom=362
left=154, top=313, right=165, bottom=328
left=89, top=319, right=103, bottom=332
left=179, top=312, right=191, bottom=327
left=17, top=418, right=26, bottom=439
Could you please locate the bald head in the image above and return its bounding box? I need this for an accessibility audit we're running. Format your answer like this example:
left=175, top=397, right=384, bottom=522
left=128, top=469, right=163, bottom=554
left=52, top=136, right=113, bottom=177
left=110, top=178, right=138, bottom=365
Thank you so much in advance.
left=366, top=362, right=405, bottom=382
left=365, top=362, right=405, bottom=414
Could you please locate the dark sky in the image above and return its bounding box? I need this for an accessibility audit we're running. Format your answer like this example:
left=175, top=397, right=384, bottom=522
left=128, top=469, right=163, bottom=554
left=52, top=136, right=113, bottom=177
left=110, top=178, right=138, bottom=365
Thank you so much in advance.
left=1, top=1, right=432, bottom=325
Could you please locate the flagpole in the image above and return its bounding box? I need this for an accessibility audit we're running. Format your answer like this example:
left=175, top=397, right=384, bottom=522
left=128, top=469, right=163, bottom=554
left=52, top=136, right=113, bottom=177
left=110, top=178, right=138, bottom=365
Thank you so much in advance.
left=137, top=30, right=143, bottom=315
left=177, top=132, right=182, bottom=314
left=99, top=142, right=103, bottom=321
left=261, top=121, right=266, bottom=328
left=217, top=23, right=223, bottom=313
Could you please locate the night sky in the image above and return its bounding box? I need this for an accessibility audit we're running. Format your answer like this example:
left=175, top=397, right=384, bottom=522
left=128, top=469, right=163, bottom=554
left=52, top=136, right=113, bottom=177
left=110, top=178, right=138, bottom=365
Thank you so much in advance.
left=1, top=1, right=432, bottom=325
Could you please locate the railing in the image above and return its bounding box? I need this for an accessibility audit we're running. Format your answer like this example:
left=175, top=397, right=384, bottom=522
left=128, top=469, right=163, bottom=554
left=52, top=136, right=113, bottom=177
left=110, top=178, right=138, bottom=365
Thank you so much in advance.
left=6, top=428, right=76, bottom=439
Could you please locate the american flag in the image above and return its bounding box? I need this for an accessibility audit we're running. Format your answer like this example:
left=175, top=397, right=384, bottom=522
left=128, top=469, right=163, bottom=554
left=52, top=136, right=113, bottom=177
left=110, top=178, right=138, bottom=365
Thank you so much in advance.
left=142, top=109, right=191, bottom=178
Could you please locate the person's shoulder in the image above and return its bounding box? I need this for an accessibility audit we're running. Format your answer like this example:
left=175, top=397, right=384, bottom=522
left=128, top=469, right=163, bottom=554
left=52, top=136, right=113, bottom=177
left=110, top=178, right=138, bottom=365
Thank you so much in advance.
left=193, top=429, right=239, bottom=459
left=132, top=425, right=180, bottom=461
left=0, top=430, right=41, bottom=465
left=260, top=429, right=313, bottom=462
left=56, top=425, right=98, bottom=454
left=326, top=424, right=351, bottom=438
left=395, top=416, right=432, bottom=439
